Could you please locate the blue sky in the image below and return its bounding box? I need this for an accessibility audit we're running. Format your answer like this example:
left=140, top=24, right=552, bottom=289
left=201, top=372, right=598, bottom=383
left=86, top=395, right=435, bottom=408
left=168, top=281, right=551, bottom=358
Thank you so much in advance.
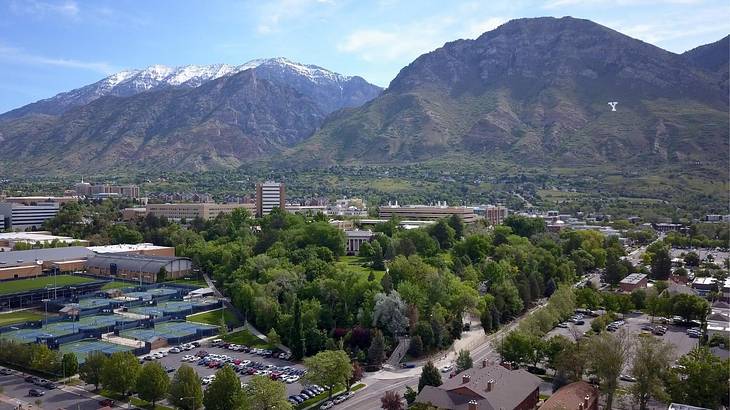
left=1, top=0, right=728, bottom=113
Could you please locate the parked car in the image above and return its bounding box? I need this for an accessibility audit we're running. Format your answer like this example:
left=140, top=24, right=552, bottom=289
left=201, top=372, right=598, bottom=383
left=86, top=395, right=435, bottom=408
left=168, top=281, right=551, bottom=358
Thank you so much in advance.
left=99, top=399, right=115, bottom=406
left=25, top=375, right=38, bottom=383
left=400, top=363, right=416, bottom=369
left=0, top=368, right=12, bottom=375
left=440, top=364, right=453, bottom=373
left=169, top=347, right=181, bottom=354
left=320, top=401, right=334, bottom=409
left=28, top=389, right=45, bottom=397
left=620, top=374, right=637, bottom=382
left=557, top=322, right=569, bottom=328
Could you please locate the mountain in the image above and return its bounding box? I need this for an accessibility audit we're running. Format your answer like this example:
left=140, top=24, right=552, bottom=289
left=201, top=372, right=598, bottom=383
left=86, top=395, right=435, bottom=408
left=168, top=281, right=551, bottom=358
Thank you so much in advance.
left=290, top=17, right=728, bottom=173
left=682, top=35, right=729, bottom=92
left=0, top=58, right=382, bottom=172
left=0, top=58, right=381, bottom=121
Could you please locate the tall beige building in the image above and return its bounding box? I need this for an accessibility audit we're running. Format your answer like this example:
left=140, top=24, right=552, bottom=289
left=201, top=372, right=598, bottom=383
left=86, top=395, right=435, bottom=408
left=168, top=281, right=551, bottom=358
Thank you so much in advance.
left=146, top=202, right=254, bottom=221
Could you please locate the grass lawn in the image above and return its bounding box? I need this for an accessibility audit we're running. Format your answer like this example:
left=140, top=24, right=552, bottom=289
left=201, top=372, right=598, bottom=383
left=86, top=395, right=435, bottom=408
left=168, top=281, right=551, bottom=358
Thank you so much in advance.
left=130, top=397, right=174, bottom=410
left=337, top=256, right=385, bottom=281
left=165, top=277, right=207, bottom=287
left=101, top=281, right=136, bottom=290
left=0, top=275, right=95, bottom=295
left=222, top=329, right=272, bottom=349
left=187, top=308, right=241, bottom=328
left=0, top=310, right=43, bottom=327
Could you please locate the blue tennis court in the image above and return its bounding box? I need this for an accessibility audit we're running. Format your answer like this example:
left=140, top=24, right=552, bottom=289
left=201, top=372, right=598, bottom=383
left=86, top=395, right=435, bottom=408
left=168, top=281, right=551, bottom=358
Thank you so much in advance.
left=124, top=288, right=179, bottom=301
left=129, top=301, right=194, bottom=317
left=76, top=298, right=115, bottom=309
left=77, top=314, right=137, bottom=331
left=59, top=339, right=133, bottom=363
left=1, top=321, right=78, bottom=343
left=120, top=321, right=217, bottom=342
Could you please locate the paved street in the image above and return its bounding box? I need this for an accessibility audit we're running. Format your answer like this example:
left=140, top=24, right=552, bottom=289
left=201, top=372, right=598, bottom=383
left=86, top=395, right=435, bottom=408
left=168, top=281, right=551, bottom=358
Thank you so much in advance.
left=0, top=369, right=103, bottom=410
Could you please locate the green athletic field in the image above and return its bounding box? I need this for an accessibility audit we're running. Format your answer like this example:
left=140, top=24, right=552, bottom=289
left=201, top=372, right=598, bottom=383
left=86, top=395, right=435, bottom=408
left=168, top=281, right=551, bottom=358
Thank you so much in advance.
left=0, top=310, right=43, bottom=327
left=0, top=275, right=95, bottom=295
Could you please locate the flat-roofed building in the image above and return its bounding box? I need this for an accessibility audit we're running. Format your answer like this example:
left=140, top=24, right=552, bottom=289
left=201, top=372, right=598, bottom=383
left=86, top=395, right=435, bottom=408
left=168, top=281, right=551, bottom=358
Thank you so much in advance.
left=0, top=202, right=61, bottom=230
left=691, top=277, right=718, bottom=297
left=146, top=202, right=254, bottom=221
left=474, top=205, right=508, bottom=225
left=0, top=232, right=88, bottom=249
left=87, top=243, right=175, bottom=257
left=122, top=207, right=147, bottom=221
left=0, top=246, right=94, bottom=280
left=619, top=273, right=648, bottom=292
left=1, top=196, right=78, bottom=206
left=84, top=253, right=192, bottom=283
left=256, top=182, right=285, bottom=217
left=379, top=205, right=478, bottom=223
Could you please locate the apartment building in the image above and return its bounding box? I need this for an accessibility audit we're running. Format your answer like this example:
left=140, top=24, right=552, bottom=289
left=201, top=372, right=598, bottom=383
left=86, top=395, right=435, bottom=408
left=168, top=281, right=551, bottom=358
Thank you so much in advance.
left=256, top=182, right=285, bottom=217
left=379, top=205, right=478, bottom=223
left=0, top=202, right=61, bottom=230
left=74, top=181, right=140, bottom=198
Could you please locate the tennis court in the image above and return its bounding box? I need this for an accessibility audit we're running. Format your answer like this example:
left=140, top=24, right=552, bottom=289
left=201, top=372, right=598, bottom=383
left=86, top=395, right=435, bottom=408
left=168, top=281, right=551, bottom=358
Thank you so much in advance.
left=124, top=288, right=179, bottom=301
left=59, top=339, right=133, bottom=363
left=1, top=321, right=78, bottom=343
left=76, top=298, right=116, bottom=310
left=120, top=321, right=217, bottom=343
left=77, top=314, right=137, bottom=331
left=129, top=301, right=194, bottom=317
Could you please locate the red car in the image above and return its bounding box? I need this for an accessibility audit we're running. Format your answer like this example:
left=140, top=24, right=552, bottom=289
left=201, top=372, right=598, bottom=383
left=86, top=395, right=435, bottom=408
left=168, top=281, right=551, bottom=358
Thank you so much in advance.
left=99, top=398, right=115, bottom=406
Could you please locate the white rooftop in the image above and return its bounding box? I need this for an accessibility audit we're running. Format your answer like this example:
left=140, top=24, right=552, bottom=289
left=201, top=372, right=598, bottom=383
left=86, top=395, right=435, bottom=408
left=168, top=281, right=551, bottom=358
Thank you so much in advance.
left=87, top=243, right=170, bottom=253
left=0, top=232, right=80, bottom=243
left=692, top=277, right=717, bottom=286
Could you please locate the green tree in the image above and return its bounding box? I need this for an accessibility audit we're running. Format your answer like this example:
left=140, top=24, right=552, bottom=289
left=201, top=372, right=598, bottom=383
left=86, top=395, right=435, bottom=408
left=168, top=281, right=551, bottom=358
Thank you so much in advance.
left=137, top=362, right=170, bottom=408
left=503, top=215, right=546, bottom=238
left=666, top=347, right=730, bottom=409
left=448, top=215, right=465, bottom=240
left=303, top=350, right=353, bottom=398
left=368, top=330, right=386, bottom=366
left=630, top=336, right=674, bottom=410
left=585, top=331, right=632, bottom=409
left=61, top=352, right=78, bottom=377
left=101, top=351, right=141, bottom=397
left=418, top=361, right=442, bottom=392
left=290, top=298, right=305, bottom=360
left=455, top=349, right=473, bottom=373
left=429, top=219, right=456, bottom=250
left=157, top=267, right=168, bottom=282
left=169, top=364, right=203, bottom=410
left=408, top=335, right=424, bottom=358
left=495, top=331, right=534, bottom=365
left=266, top=328, right=281, bottom=347
left=79, top=351, right=107, bottom=391
left=650, top=247, right=672, bottom=280
left=244, top=375, right=292, bottom=410
left=404, top=386, right=417, bottom=404
left=204, top=366, right=245, bottom=410
left=683, top=252, right=700, bottom=267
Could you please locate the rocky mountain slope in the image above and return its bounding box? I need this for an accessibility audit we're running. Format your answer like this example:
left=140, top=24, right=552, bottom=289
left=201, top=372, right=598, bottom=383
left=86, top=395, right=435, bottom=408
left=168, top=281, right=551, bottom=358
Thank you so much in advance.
left=0, top=59, right=381, bottom=172
left=682, top=35, right=729, bottom=92
left=291, top=17, right=728, bottom=173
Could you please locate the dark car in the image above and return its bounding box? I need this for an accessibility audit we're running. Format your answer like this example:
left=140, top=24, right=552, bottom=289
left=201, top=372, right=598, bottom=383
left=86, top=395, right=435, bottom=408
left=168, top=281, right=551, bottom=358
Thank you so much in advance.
left=41, top=381, right=56, bottom=389
left=25, top=375, right=38, bottom=383
left=400, top=363, right=415, bottom=369
left=28, top=389, right=45, bottom=397
left=0, top=368, right=12, bottom=375
left=99, top=398, right=115, bottom=406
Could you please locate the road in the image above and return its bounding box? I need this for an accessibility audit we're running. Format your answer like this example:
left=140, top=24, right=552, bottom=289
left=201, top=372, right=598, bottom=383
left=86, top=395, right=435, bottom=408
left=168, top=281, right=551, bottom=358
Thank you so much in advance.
left=0, top=369, right=106, bottom=410
left=344, top=303, right=547, bottom=410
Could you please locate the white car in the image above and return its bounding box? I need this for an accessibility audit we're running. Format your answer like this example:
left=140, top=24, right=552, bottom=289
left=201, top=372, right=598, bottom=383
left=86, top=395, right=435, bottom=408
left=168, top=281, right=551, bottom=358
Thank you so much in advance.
left=320, top=402, right=334, bottom=410
left=440, top=364, right=453, bottom=373
left=169, top=348, right=181, bottom=354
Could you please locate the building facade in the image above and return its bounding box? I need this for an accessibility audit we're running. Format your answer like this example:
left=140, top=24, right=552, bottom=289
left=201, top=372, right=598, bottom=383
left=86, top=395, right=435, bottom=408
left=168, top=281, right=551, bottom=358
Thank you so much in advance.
left=146, top=203, right=254, bottom=221
left=619, top=273, right=648, bottom=292
left=379, top=205, right=478, bottom=223
left=0, top=202, right=61, bottom=230
left=256, top=182, right=285, bottom=217
left=475, top=205, right=508, bottom=225
left=84, top=253, right=192, bottom=283
left=345, top=230, right=375, bottom=255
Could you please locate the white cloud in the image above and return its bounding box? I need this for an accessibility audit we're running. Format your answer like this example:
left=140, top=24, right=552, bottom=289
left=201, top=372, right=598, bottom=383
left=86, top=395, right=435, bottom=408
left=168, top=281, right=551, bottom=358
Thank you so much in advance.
left=543, top=0, right=704, bottom=8
left=0, top=44, right=116, bottom=75
left=255, top=0, right=337, bottom=34
left=338, top=14, right=509, bottom=62
left=10, top=0, right=79, bottom=18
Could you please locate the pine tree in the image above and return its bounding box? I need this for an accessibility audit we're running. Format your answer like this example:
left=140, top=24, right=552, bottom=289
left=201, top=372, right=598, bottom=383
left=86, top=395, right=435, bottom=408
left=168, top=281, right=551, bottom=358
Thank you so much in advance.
left=368, top=330, right=386, bottom=366
left=418, top=361, right=442, bottom=392
left=290, top=298, right=305, bottom=360
left=456, top=349, right=473, bottom=373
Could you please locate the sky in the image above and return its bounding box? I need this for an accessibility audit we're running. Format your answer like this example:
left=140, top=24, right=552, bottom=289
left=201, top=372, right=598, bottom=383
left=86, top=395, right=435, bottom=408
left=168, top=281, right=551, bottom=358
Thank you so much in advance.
left=0, top=0, right=728, bottom=113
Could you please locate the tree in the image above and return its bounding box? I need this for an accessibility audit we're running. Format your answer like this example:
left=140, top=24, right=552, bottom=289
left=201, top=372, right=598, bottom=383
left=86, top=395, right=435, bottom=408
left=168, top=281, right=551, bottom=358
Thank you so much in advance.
left=429, top=219, right=456, bottom=250
left=650, top=247, right=672, bottom=280
left=350, top=361, right=364, bottom=386
left=605, top=249, right=626, bottom=285
left=503, top=215, right=546, bottom=238
left=303, top=350, right=353, bottom=398
left=403, top=386, right=417, bottom=404
left=101, top=351, right=141, bottom=397
left=373, top=291, right=409, bottom=336
left=666, top=347, right=730, bottom=409
left=368, top=330, right=386, bottom=366
left=204, top=365, right=245, bottom=410
left=244, top=375, right=292, bottom=410
left=455, top=349, right=473, bottom=373
left=137, top=362, right=170, bottom=408
left=630, top=336, right=674, bottom=410
left=290, top=298, right=305, bottom=360
left=381, top=390, right=404, bottom=410
left=157, top=266, right=168, bottom=282
left=79, top=351, right=107, bottom=391
left=683, top=252, right=700, bottom=267
left=495, top=331, right=535, bottom=365
left=417, top=361, right=442, bottom=392
left=169, top=364, right=203, bottom=410
left=62, top=352, right=78, bottom=377
left=585, top=330, right=633, bottom=409
left=448, top=215, right=465, bottom=240
left=408, top=335, right=424, bottom=358
left=266, top=328, right=281, bottom=347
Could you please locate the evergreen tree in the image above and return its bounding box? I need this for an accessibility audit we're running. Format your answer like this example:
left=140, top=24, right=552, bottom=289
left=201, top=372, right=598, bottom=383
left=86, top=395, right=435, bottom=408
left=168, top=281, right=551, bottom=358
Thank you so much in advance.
left=79, top=351, right=107, bottom=391
left=480, top=306, right=493, bottom=333
left=290, top=298, right=305, bottom=360
left=418, top=361, right=442, bottom=392
left=650, top=248, right=672, bottom=280
left=408, top=335, right=424, bottom=358
left=447, top=214, right=465, bottom=240
left=368, top=330, right=386, bottom=366
left=456, top=349, right=473, bottom=373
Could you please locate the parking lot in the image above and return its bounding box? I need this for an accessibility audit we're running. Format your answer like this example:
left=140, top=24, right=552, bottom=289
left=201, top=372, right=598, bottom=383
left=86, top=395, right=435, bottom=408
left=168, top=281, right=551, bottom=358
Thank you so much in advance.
left=0, top=368, right=102, bottom=410
left=150, top=342, right=311, bottom=398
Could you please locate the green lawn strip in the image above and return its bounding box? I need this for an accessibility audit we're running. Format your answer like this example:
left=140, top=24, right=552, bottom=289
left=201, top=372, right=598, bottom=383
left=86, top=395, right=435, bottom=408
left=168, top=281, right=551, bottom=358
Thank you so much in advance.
left=164, top=278, right=207, bottom=288
left=0, top=275, right=95, bottom=295
left=299, top=383, right=365, bottom=410
left=101, top=281, right=137, bottom=290
left=187, top=308, right=241, bottom=328
left=130, top=397, right=174, bottom=410
left=336, top=256, right=385, bottom=281
left=0, top=310, right=43, bottom=327
left=222, top=329, right=273, bottom=349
